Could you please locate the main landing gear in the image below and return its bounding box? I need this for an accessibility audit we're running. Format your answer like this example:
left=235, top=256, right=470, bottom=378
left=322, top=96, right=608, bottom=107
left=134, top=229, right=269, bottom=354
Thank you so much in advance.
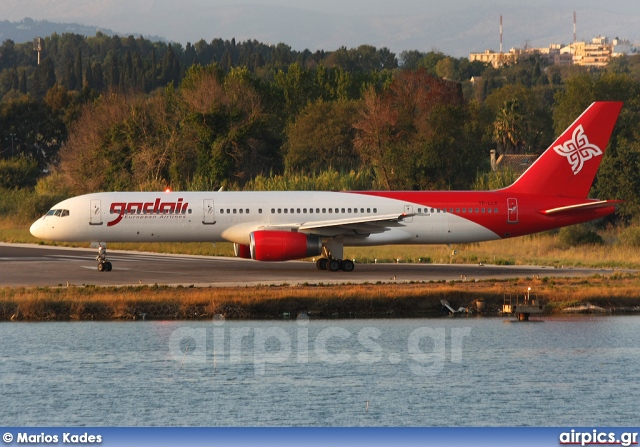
left=96, top=245, right=112, bottom=272
left=316, top=239, right=354, bottom=272
left=316, top=257, right=355, bottom=272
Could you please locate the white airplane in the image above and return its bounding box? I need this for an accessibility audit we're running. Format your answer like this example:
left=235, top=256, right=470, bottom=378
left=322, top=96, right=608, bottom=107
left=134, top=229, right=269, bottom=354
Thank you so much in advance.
left=30, top=101, right=623, bottom=273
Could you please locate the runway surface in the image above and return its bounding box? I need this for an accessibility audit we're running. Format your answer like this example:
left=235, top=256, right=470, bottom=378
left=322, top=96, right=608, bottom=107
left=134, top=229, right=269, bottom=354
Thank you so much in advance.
left=0, top=242, right=626, bottom=288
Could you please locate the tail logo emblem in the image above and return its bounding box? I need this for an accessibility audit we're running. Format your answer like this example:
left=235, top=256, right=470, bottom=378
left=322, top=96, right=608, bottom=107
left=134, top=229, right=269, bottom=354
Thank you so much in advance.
left=553, top=125, right=602, bottom=175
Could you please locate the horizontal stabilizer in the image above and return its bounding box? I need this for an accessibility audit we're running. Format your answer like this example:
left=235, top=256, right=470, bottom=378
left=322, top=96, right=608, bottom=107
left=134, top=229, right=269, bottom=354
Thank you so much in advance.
left=539, top=200, right=622, bottom=216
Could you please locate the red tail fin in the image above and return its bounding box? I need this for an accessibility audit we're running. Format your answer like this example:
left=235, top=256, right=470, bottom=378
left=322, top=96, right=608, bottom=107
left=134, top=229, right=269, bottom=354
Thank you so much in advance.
left=504, top=101, right=623, bottom=198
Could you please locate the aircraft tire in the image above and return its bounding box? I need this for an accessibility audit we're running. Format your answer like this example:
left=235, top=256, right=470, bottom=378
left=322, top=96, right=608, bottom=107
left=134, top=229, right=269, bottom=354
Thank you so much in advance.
left=341, top=259, right=355, bottom=272
left=316, top=258, right=328, bottom=270
left=105, top=262, right=113, bottom=272
left=328, top=259, right=341, bottom=272
left=98, top=262, right=105, bottom=272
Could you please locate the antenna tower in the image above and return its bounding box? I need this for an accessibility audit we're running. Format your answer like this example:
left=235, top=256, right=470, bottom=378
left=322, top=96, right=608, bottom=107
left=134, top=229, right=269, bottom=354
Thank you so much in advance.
left=500, top=15, right=503, bottom=54
left=33, top=37, right=42, bottom=65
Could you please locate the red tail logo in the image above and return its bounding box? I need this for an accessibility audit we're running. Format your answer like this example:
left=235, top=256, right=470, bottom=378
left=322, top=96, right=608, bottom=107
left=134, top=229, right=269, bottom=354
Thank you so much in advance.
left=505, top=102, right=622, bottom=198
left=553, top=124, right=603, bottom=175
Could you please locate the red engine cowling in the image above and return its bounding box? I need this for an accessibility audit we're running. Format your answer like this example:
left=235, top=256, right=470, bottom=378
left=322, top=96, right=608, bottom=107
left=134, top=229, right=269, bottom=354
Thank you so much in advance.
left=234, top=243, right=252, bottom=259
left=250, top=231, right=322, bottom=262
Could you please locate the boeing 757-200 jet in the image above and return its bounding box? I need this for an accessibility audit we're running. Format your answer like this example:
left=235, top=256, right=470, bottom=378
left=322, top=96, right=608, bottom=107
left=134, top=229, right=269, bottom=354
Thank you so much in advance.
left=30, top=102, right=623, bottom=273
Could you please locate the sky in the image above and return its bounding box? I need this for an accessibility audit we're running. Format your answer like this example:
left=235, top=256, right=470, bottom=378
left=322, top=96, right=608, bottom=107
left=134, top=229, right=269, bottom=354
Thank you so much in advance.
left=1, top=0, right=639, bottom=57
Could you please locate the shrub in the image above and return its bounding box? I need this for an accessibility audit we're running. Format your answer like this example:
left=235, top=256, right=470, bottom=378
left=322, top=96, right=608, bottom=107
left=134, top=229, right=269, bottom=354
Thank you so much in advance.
left=618, top=225, right=640, bottom=247
left=0, top=156, right=39, bottom=188
left=558, top=224, right=604, bottom=246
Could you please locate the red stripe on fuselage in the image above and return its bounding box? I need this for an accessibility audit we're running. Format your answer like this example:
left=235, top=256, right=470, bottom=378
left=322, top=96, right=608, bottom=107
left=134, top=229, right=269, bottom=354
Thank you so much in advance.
left=351, top=191, right=616, bottom=239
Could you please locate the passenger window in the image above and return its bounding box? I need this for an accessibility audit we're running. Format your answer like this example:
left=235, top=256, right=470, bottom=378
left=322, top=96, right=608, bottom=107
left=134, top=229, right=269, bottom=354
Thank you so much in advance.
left=290, top=208, right=294, bottom=213
left=309, top=209, right=314, bottom=214
left=303, top=208, right=307, bottom=213
left=475, top=208, right=479, bottom=213
left=341, top=208, right=345, bottom=213
left=278, top=209, right=282, bottom=214
left=456, top=208, right=460, bottom=213
left=239, top=209, right=243, bottom=214
left=271, top=209, right=275, bottom=214
left=487, top=208, right=491, bottom=214
left=367, top=208, right=371, bottom=213
left=329, top=209, right=333, bottom=213
left=220, top=209, right=224, bottom=214
left=233, top=209, right=237, bottom=214
left=462, top=208, right=466, bottom=213
left=322, top=208, right=326, bottom=213
left=226, top=209, right=230, bottom=214
left=481, top=208, right=485, bottom=213
left=348, top=208, right=352, bottom=213
left=373, top=208, right=377, bottom=213
left=284, top=209, right=288, bottom=213
left=246, top=209, right=249, bottom=214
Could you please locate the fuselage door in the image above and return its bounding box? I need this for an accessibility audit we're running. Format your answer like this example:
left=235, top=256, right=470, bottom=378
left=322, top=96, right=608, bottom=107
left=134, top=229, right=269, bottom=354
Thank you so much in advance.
left=203, top=199, right=216, bottom=225
left=507, top=198, right=518, bottom=223
left=403, top=205, right=413, bottom=223
left=90, top=199, right=103, bottom=225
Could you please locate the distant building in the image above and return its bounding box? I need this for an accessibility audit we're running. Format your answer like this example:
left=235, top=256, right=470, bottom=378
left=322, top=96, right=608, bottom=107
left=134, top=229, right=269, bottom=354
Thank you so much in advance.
left=490, top=150, right=537, bottom=175
left=470, top=49, right=519, bottom=68
left=471, top=35, right=638, bottom=68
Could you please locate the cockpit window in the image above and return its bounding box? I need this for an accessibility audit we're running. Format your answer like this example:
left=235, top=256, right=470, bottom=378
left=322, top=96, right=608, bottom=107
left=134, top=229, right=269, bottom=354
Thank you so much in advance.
left=47, top=209, right=70, bottom=217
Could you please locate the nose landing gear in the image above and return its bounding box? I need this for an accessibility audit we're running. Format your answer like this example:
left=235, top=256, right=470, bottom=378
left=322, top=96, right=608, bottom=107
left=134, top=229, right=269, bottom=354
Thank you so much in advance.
left=96, top=245, right=112, bottom=272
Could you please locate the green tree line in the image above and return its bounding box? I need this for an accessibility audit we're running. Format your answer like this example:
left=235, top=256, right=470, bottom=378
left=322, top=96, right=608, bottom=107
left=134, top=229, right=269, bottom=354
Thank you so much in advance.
left=2, top=31, right=640, bottom=226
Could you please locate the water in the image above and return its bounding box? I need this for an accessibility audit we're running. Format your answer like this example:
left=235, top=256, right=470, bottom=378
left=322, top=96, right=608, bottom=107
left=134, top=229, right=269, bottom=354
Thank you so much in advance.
left=1, top=316, right=640, bottom=426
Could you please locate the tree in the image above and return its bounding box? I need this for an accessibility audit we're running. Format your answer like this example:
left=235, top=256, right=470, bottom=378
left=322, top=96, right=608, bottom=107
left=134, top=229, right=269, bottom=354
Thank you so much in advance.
left=284, top=99, right=361, bottom=173
left=31, top=57, right=56, bottom=98
left=18, top=69, right=27, bottom=94
left=65, top=59, right=78, bottom=90
left=160, top=46, right=181, bottom=87
left=484, top=84, right=554, bottom=155
left=353, top=69, right=481, bottom=190
left=75, top=48, right=83, bottom=90
left=176, top=65, right=282, bottom=188
left=492, top=99, right=526, bottom=155
left=0, top=98, right=66, bottom=170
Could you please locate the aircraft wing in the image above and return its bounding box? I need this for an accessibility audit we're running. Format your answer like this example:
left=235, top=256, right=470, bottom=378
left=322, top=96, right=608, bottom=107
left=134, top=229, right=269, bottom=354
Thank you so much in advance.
left=269, top=213, right=412, bottom=237
left=221, top=213, right=413, bottom=244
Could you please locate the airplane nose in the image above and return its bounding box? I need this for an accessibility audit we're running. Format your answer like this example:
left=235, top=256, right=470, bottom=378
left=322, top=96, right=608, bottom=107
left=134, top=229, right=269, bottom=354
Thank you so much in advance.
left=30, top=217, right=46, bottom=239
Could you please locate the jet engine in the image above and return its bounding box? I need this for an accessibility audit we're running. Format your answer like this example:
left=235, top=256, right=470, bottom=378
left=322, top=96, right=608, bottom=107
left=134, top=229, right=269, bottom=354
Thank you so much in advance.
left=248, top=231, right=322, bottom=261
